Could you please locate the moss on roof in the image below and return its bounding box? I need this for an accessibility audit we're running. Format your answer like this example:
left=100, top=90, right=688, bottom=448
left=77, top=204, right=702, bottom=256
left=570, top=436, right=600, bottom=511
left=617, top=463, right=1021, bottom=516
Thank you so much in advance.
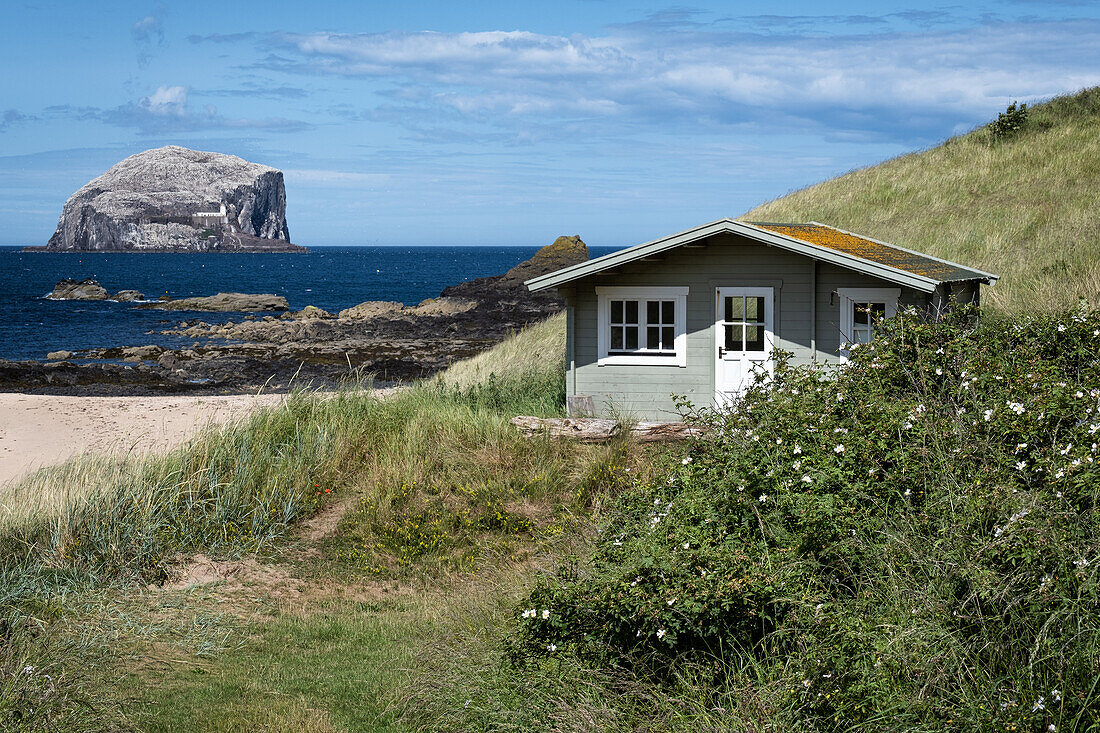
left=746, top=222, right=989, bottom=282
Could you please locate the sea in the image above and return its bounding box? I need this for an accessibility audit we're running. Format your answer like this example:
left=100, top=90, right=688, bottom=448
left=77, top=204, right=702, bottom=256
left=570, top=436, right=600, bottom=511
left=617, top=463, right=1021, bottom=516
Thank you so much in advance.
left=0, top=245, right=622, bottom=362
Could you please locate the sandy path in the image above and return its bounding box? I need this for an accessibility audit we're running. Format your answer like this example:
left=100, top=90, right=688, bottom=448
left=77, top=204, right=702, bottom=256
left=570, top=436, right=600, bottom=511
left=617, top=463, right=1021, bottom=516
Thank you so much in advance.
left=0, top=392, right=288, bottom=487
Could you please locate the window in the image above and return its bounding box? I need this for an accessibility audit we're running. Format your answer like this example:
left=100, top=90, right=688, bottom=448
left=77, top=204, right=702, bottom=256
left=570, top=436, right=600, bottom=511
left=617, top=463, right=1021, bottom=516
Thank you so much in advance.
left=838, top=287, right=899, bottom=357
left=722, top=294, right=768, bottom=353
left=597, top=286, right=688, bottom=366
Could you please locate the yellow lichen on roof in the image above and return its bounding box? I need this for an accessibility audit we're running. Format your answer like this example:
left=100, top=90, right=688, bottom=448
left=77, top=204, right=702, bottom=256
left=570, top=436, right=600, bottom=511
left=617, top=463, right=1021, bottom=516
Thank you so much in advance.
left=749, top=222, right=973, bottom=281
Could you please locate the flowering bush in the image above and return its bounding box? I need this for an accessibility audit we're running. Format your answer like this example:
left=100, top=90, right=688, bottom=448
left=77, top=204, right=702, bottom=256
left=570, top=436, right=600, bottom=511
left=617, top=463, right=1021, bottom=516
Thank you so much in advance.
left=516, top=306, right=1100, bottom=730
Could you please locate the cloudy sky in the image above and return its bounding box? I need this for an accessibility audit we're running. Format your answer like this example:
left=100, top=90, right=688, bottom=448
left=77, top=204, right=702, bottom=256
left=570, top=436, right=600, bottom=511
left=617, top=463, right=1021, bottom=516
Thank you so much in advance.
left=1, top=1, right=1098, bottom=246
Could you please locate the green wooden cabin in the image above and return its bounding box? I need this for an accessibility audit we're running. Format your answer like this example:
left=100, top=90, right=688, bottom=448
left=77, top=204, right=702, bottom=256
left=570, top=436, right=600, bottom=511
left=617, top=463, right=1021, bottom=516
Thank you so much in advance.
left=526, top=219, right=998, bottom=420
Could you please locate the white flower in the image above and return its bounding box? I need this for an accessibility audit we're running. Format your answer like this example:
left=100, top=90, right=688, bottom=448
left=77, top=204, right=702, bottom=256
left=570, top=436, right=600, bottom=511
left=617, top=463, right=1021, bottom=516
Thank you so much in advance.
left=775, top=437, right=783, bottom=444
left=1052, top=689, right=1062, bottom=702
left=1032, top=696, right=1046, bottom=713
left=667, top=598, right=676, bottom=606
left=834, top=444, right=845, bottom=453
left=1007, top=401, right=1025, bottom=415
left=802, top=475, right=812, bottom=483
left=22, top=665, right=34, bottom=675
left=1074, top=557, right=1091, bottom=568
left=758, top=494, right=768, bottom=503
left=935, top=368, right=943, bottom=375
left=656, top=628, right=667, bottom=639
left=1061, top=444, right=1073, bottom=455
left=547, top=643, right=557, bottom=652
left=904, top=488, right=911, bottom=497
left=1016, top=461, right=1027, bottom=471
left=522, top=609, right=536, bottom=619
left=983, top=409, right=993, bottom=422
left=681, top=456, right=692, bottom=465
left=793, top=444, right=802, bottom=455
left=542, top=609, right=550, bottom=619
left=682, top=542, right=690, bottom=549
left=1058, top=324, right=1066, bottom=332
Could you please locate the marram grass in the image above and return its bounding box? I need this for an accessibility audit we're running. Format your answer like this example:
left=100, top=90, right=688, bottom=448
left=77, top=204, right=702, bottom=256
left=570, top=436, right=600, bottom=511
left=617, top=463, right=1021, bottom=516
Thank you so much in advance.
left=745, top=87, right=1100, bottom=314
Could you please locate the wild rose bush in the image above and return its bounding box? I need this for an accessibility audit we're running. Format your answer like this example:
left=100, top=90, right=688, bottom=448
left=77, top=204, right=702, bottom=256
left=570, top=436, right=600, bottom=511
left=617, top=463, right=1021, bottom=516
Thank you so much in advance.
left=516, top=306, right=1100, bottom=730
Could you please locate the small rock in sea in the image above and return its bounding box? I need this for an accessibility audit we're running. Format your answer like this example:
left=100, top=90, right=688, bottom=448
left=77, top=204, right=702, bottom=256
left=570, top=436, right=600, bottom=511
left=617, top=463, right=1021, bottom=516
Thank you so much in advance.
left=46, top=350, right=74, bottom=361
left=48, top=278, right=109, bottom=301
left=113, top=289, right=145, bottom=301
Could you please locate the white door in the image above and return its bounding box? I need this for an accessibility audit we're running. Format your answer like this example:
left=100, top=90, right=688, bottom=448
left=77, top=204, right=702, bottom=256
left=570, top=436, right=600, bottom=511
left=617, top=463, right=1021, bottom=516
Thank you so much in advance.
left=715, top=287, right=774, bottom=405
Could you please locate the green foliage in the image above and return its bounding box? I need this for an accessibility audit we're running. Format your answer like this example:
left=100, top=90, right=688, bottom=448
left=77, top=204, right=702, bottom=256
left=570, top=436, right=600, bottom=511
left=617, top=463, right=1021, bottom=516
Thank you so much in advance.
left=517, top=308, right=1100, bottom=730
left=989, top=100, right=1030, bottom=140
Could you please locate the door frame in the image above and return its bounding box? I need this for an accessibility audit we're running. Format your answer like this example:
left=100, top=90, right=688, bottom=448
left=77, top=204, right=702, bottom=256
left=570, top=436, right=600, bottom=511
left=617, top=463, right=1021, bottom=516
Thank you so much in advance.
left=714, top=286, right=775, bottom=405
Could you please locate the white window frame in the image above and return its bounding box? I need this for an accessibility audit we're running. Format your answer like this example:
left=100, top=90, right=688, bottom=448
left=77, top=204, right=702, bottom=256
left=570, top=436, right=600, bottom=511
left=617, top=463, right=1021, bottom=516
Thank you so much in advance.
left=838, top=287, right=900, bottom=359
left=596, top=286, right=688, bottom=367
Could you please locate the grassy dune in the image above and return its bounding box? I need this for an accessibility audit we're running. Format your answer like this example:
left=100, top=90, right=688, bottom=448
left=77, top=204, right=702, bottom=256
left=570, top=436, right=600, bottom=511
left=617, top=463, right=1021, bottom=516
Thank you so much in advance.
left=745, top=87, right=1100, bottom=313
left=0, top=315, right=660, bottom=730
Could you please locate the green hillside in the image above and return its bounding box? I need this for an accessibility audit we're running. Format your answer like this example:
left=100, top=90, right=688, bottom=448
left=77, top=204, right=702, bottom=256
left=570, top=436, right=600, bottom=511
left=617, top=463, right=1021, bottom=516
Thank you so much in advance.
left=744, top=87, right=1100, bottom=313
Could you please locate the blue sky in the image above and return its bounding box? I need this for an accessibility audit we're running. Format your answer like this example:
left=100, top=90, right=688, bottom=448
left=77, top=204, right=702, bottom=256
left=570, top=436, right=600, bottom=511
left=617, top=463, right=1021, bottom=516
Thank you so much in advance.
left=1, top=1, right=1098, bottom=247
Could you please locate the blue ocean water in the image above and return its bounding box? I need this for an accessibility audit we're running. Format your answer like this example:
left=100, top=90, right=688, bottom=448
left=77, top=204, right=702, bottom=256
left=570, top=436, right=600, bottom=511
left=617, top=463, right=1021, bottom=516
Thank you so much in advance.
left=0, top=246, right=621, bottom=361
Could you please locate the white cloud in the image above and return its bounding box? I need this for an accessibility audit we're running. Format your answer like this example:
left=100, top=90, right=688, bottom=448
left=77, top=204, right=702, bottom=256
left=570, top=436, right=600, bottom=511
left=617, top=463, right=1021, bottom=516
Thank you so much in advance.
left=131, top=15, right=163, bottom=44
left=272, top=20, right=1100, bottom=141
left=141, top=86, right=188, bottom=117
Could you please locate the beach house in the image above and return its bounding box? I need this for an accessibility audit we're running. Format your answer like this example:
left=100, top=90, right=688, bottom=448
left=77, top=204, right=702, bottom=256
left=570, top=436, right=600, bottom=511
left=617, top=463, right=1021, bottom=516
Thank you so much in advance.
left=525, top=219, right=998, bottom=420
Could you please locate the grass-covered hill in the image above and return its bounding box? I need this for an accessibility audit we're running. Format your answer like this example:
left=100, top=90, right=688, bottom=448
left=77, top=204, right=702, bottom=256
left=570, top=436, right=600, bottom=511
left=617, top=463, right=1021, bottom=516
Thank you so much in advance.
left=744, top=87, right=1100, bottom=314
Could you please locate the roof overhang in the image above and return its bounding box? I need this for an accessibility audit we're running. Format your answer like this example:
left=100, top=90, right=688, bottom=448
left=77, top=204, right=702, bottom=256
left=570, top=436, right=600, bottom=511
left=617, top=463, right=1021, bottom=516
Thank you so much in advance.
left=526, top=218, right=999, bottom=294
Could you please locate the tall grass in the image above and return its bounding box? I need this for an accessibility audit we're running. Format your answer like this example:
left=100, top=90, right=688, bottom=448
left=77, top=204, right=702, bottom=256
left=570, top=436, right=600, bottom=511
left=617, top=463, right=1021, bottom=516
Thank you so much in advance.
left=0, top=314, right=593, bottom=728
left=745, top=87, right=1100, bottom=313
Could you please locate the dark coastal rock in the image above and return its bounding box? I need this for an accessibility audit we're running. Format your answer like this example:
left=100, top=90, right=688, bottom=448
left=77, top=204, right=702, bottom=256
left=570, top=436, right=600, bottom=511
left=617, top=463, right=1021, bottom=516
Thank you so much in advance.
left=439, top=234, right=588, bottom=303
left=113, top=290, right=145, bottom=301
left=46, top=350, right=73, bottom=361
left=30, top=146, right=307, bottom=253
left=2, top=234, right=590, bottom=395
left=48, top=278, right=109, bottom=300
left=279, top=305, right=334, bottom=320
left=121, top=345, right=164, bottom=361
left=138, top=293, right=289, bottom=312
left=337, top=301, right=405, bottom=320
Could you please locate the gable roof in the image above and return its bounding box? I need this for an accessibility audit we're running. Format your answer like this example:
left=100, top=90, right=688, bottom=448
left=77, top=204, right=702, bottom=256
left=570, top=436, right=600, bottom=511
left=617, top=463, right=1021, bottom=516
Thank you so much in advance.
left=526, top=219, right=999, bottom=294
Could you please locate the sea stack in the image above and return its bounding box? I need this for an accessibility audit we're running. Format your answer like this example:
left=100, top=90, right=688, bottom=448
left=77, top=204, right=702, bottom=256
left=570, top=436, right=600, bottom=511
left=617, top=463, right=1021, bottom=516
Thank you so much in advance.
left=30, top=146, right=306, bottom=253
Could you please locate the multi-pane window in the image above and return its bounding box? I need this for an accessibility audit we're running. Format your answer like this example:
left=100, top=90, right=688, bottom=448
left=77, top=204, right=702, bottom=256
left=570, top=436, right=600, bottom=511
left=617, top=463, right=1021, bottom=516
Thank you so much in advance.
left=609, top=299, right=675, bottom=354
left=722, top=295, right=767, bottom=352
left=851, top=301, right=887, bottom=344
left=838, top=288, right=900, bottom=358
left=597, top=287, right=688, bottom=366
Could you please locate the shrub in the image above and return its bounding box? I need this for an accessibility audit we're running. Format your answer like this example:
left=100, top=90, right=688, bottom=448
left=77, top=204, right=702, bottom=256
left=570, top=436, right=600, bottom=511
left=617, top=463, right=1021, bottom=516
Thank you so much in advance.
left=516, top=306, right=1100, bottom=730
left=989, top=100, right=1029, bottom=140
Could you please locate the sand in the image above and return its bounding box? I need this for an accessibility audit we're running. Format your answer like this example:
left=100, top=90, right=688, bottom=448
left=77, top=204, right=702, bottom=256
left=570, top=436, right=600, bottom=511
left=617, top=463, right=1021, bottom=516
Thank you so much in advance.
left=0, top=392, right=288, bottom=487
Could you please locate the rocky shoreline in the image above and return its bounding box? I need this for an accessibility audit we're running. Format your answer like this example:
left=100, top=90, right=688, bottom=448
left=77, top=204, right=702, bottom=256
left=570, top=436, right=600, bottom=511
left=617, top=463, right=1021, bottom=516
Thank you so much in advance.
left=0, top=236, right=588, bottom=395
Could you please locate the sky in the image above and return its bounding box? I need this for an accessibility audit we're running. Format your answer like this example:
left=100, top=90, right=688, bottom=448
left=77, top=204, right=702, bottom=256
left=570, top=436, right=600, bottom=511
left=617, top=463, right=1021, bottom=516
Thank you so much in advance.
left=1, top=1, right=1098, bottom=247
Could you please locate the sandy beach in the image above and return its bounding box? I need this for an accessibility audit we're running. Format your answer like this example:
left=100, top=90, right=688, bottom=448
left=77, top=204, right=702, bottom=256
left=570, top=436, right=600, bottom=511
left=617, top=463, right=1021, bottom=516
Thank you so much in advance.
left=0, top=392, right=288, bottom=487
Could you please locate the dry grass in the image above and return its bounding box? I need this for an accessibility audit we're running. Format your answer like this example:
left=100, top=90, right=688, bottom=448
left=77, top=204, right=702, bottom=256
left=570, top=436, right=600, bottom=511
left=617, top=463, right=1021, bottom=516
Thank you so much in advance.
left=745, top=87, right=1100, bottom=314
left=435, top=311, right=565, bottom=390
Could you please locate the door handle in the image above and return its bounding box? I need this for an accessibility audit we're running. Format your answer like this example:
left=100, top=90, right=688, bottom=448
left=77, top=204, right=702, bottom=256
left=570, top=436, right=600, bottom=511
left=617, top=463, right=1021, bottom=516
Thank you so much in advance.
left=718, top=346, right=725, bottom=358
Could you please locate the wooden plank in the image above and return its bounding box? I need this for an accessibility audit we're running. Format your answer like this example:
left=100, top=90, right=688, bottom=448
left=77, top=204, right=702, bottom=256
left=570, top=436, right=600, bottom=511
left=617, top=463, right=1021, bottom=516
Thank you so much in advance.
left=511, top=416, right=707, bottom=442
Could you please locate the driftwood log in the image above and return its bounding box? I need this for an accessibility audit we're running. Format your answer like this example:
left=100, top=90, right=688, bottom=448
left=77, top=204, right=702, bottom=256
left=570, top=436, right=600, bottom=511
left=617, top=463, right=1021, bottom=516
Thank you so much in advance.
left=510, top=416, right=707, bottom=443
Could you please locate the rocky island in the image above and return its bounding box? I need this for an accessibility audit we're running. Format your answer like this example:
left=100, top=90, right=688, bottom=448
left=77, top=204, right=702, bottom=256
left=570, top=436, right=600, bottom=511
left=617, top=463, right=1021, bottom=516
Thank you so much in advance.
left=26, top=146, right=306, bottom=253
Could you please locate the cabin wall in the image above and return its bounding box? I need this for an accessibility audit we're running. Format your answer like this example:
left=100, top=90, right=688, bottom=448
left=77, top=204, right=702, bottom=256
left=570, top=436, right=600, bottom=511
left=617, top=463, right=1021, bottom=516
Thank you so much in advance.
left=566, top=232, right=931, bottom=420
